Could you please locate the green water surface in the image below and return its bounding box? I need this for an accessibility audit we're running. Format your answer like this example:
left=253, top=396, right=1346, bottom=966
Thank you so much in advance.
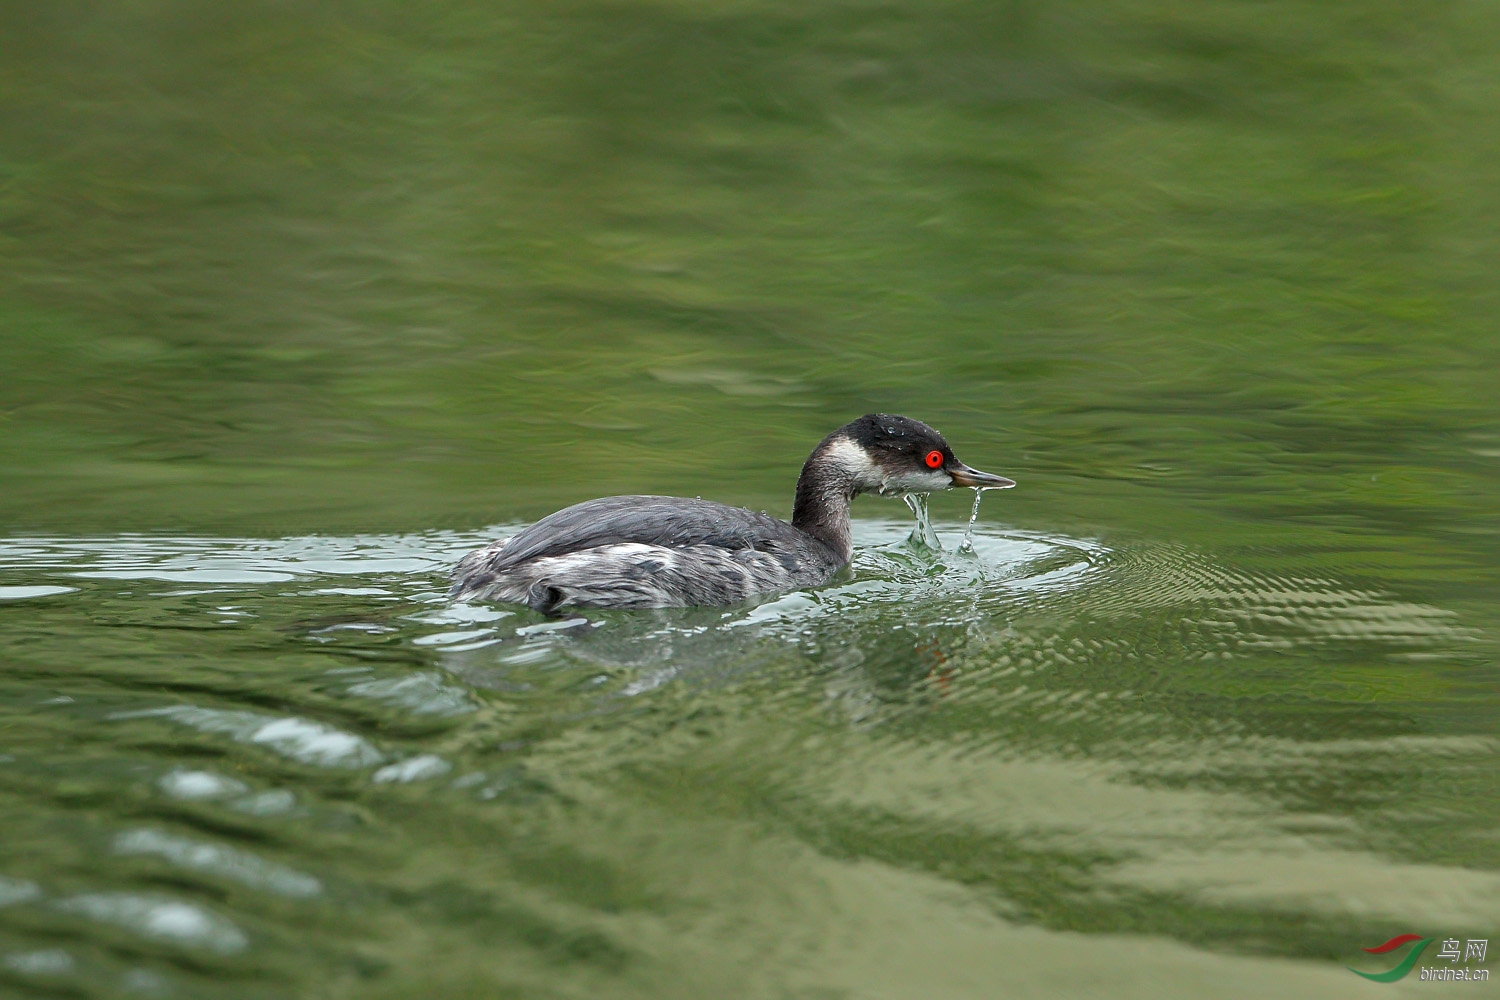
left=1, top=1, right=1498, bottom=997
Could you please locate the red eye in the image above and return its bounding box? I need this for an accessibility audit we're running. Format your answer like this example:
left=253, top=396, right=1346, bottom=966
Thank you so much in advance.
left=925, top=450, right=944, bottom=469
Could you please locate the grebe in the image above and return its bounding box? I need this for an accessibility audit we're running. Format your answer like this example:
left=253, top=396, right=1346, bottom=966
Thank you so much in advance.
left=449, top=414, right=1014, bottom=612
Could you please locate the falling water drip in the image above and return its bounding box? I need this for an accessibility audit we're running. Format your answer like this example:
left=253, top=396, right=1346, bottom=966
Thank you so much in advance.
left=902, top=493, right=941, bottom=550
left=958, top=488, right=984, bottom=553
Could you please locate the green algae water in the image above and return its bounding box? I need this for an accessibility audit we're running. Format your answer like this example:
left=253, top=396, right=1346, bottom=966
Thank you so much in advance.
left=2, top=1, right=1499, bottom=997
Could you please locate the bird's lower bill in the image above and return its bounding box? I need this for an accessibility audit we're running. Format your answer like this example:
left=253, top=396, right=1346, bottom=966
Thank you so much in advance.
left=949, top=463, right=1016, bottom=489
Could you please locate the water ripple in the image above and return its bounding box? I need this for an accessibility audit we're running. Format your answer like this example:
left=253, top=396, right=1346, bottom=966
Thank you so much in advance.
left=0, top=524, right=1492, bottom=997
left=113, top=829, right=322, bottom=897
left=112, top=705, right=385, bottom=768
left=53, top=894, right=248, bottom=953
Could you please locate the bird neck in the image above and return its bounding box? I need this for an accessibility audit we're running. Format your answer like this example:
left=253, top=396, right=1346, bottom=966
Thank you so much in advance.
left=791, top=436, right=862, bottom=563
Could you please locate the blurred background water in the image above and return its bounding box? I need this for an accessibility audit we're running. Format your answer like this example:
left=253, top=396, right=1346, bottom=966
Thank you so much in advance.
left=1, top=1, right=1498, bottom=997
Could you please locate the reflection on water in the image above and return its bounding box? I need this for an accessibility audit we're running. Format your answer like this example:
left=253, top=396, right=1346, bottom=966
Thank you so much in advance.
left=0, top=522, right=1494, bottom=997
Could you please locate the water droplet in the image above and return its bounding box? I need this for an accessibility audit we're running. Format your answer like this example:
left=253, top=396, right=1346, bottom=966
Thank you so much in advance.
left=959, top=488, right=985, bottom=553
left=902, top=494, right=941, bottom=549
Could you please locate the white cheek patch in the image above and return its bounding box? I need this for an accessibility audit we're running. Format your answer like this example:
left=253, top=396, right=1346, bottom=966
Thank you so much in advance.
left=824, top=437, right=884, bottom=491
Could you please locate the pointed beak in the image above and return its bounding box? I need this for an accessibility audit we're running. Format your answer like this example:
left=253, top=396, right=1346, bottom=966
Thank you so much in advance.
left=949, top=462, right=1016, bottom=490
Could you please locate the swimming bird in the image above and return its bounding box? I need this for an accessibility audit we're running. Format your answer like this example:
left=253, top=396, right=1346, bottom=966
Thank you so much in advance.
left=449, top=414, right=1014, bottom=612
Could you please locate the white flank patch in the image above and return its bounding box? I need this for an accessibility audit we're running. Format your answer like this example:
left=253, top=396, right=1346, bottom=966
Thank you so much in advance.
left=540, top=543, right=679, bottom=573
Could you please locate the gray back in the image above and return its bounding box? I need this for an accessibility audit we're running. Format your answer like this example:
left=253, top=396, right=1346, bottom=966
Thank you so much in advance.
left=491, top=495, right=829, bottom=570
